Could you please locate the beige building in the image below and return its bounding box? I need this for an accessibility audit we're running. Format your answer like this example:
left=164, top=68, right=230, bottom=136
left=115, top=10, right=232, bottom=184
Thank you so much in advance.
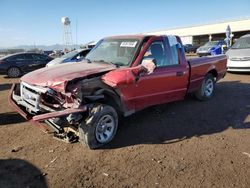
left=146, top=18, right=250, bottom=46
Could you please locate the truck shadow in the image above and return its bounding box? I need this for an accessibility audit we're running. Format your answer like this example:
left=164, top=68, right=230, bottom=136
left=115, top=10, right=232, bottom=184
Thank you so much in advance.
left=0, top=112, right=26, bottom=126
left=0, top=159, right=48, bottom=188
left=0, top=83, right=12, bottom=91
left=227, top=72, right=250, bottom=76
left=104, top=81, right=250, bottom=149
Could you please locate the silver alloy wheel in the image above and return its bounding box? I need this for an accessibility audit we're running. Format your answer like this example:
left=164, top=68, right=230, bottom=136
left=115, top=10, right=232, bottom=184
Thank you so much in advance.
left=204, top=79, right=214, bottom=97
left=8, top=67, right=20, bottom=77
left=95, top=114, right=115, bottom=143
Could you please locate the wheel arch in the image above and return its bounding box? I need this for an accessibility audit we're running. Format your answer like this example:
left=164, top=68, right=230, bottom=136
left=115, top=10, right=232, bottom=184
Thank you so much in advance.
left=93, top=88, right=123, bottom=115
left=207, top=69, right=218, bottom=81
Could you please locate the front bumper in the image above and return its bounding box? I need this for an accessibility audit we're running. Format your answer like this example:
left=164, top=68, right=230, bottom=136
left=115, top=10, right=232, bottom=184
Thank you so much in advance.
left=197, top=51, right=211, bottom=56
left=8, top=83, right=87, bottom=132
left=227, top=59, right=250, bottom=72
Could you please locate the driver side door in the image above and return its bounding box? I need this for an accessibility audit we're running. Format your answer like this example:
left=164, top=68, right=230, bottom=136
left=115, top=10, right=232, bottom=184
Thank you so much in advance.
left=133, top=37, right=189, bottom=111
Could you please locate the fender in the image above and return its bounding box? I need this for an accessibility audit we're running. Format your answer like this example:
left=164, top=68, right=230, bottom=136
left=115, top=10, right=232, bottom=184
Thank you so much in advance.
left=92, top=88, right=124, bottom=113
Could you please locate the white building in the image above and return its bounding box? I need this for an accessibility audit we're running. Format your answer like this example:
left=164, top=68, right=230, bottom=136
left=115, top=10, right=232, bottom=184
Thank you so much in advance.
left=146, top=18, right=250, bottom=46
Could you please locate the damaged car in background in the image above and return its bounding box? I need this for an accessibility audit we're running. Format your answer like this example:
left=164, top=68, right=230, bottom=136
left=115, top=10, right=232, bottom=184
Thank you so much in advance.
left=9, top=35, right=227, bottom=149
left=46, top=48, right=92, bottom=67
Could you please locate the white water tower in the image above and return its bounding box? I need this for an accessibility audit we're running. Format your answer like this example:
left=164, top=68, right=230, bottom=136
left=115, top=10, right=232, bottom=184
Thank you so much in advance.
left=61, top=17, right=73, bottom=51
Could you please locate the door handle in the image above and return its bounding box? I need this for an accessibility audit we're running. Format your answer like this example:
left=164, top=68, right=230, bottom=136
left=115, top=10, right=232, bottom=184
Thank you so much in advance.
left=176, top=71, right=184, bottom=77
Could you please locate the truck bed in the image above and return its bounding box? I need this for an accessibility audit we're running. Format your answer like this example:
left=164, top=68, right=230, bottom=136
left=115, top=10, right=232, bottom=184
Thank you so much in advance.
left=187, top=55, right=227, bottom=93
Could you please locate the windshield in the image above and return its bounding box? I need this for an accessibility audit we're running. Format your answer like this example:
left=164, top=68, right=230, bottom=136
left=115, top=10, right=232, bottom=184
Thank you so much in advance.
left=85, top=38, right=140, bottom=66
left=61, top=50, right=80, bottom=59
left=231, top=37, right=250, bottom=49
left=203, top=41, right=218, bottom=47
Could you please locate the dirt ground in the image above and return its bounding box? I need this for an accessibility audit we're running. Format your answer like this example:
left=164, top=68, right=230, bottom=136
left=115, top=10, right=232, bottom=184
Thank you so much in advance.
left=0, top=72, right=250, bottom=188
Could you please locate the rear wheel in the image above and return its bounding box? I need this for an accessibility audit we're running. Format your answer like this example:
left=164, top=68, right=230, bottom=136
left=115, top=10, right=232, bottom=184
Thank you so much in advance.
left=7, top=67, right=21, bottom=78
left=79, top=104, right=118, bottom=149
left=195, top=73, right=215, bottom=101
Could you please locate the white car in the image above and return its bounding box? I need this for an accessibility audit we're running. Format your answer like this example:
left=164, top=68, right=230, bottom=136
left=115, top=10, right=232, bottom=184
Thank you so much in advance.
left=226, top=34, right=250, bottom=72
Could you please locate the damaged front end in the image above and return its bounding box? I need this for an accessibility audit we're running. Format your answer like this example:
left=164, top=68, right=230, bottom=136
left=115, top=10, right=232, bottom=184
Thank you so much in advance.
left=9, top=82, right=88, bottom=143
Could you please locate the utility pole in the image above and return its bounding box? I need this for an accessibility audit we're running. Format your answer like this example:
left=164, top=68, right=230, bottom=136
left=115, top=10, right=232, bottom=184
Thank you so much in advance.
left=76, top=19, right=78, bottom=49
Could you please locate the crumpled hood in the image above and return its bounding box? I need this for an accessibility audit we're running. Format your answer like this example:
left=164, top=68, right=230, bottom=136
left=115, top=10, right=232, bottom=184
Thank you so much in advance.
left=21, top=61, right=116, bottom=92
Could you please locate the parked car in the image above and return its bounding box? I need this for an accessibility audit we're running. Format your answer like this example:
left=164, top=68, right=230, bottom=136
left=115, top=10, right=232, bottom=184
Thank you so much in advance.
left=0, top=52, right=53, bottom=77
left=184, top=44, right=198, bottom=53
left=196, top=40, right=226, bottom=57
left=49, top=50, right=64, bottom=57
left=226, top=34, right=250, bottom=72
left=9, top=35, right=227, bottom=149
left=46, top=48, right=92, bottom=67
left=43, top=50, right=54, bottom=56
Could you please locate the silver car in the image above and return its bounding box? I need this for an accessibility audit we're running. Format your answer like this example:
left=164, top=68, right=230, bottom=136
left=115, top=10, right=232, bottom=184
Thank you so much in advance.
left=226, top=34, right=250, bottom=72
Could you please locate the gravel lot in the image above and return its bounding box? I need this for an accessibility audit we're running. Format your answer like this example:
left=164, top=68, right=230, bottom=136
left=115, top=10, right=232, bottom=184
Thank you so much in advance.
left=0, top=72, right=250, bottom=188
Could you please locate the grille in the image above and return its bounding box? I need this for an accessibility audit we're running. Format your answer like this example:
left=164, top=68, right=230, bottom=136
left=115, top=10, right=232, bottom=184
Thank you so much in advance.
left=20, top=82, right=41, bottom=112
left=230, top=57, right=250, bottom=61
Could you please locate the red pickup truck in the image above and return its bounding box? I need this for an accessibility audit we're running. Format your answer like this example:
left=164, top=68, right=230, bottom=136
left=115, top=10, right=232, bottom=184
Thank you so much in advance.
left=9, top=35, right=227, bottom=149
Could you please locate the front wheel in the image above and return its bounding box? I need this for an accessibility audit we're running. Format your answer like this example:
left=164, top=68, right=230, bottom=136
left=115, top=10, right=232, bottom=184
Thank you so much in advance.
left=195, top=74, right=215, bottom=101
left=79, top=104, right=118, bottom=149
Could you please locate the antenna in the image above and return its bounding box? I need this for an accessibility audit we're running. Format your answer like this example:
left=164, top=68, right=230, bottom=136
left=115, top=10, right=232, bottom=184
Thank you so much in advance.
left=61, top=17, right=73, bottom=52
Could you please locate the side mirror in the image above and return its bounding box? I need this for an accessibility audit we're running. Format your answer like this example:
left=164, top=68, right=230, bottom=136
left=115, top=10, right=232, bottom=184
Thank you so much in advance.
left=76, top=55, right=81, bottom=60
left=141, top=58, right=156, bottom=74
left=102, top=58, right=156, bottom=87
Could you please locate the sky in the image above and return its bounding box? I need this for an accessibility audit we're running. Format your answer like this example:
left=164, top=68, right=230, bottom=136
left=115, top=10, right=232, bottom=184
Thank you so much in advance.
left=0, top=0, right=250, bottom=48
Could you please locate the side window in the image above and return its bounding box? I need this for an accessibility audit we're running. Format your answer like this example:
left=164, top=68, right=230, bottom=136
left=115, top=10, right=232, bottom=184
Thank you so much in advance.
left=80, top=49, right=90, bottom=57
left=24, top=54, right=34, bottom=60
left=73, top=50, right=89, bottom=60
left=169, top=44, right=179, bottom=65
left=12, top=54, right=26, bottom=61
left=73, top=51, right=84, bottom=60
left=143, top=41, right=168, bottom=67
left=32, top=54, right=46, bottom=60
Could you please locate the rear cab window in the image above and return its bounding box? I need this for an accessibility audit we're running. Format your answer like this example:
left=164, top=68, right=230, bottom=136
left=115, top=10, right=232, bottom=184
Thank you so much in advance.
left=166, top=36, right=181, bottom=66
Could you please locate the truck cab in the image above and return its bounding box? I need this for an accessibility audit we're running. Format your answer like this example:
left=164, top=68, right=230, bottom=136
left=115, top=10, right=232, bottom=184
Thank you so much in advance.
left=116, top=35, right=189, bottom=112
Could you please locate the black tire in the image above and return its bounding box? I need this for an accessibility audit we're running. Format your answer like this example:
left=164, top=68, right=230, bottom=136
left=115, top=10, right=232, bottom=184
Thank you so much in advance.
left=7, top=67, right=21, bottom=78
left=195, top=74, right=215, bottom=101
left=79, top=104, right=118, bottom=149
